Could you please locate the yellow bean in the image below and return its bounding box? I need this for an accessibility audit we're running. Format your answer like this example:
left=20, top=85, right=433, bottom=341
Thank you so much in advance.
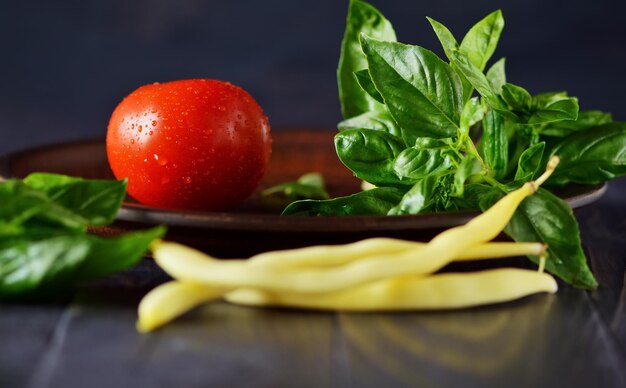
left=138, top=157, right=560, bottom=331
left=250, top=239, right=545, bottom=269
left=224, top=269, right=557, bottom=311
left=136, top=281, right=225, bottom=332
left=152, top=162, right=554, bottom=294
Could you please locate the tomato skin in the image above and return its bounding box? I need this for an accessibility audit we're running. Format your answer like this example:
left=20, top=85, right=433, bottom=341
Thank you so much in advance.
left=106, top=79, right=271, bottom=211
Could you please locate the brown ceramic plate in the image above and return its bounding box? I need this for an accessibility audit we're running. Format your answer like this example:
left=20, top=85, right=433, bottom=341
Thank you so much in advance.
left=0, top=129, right=607, bottom=257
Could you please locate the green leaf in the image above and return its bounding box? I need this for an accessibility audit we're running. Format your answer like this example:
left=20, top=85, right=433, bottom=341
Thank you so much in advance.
left=426, top=16, right=474, bottom=103
left=392, top=146, right=454, bottom=181
left=334, top=128, right=407, bottom=186
left=282, top=187, right=403, bottom=216
left=514, top=142, right=545, bottom=182
left=453, top=155, right=482, bottom=196
left=0, top=226, right=165, bottom=297
left=533, top=91, right=569, bottom=107
left=460, top=97, right=484, bottom=135
left=262, top=173, right=330, bottom=211
left=0, top=180, right=87, bottom=232
left=338, top=0, right=396, bottom=118
left=361, top=36, right=463, bottom=138
left=427, top=16, right=474, bottom=103
left=450, top=50, right=511, bottom=116
left=546, top=122, right=626, bottom=185
left=528, top=97, right=579, bottom=125
left=486, top=57, right=506, bottom=94
left=426, top=16, right=458, bottom=60
left=388, top=176, right=438, bottom=215
left=338, top=110, right=403, bottom=139
left=540, top=111, right=612, bottom=137
left=501, top=83, right=533, bottom=112
left=452, top=183, right=492, bottom=210
left=480, top=189, right=597, bottom=289
left=482, top=109, right=509, bottom=179
left=24, top=173, right=127, bottom=226
left=353, top=69, right=384, bottom=104
left=459, top=10, right=504, bottom=72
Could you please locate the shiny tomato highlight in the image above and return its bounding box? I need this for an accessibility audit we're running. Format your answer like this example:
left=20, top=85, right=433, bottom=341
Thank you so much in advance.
left=106, top=79, right=271, bottom=211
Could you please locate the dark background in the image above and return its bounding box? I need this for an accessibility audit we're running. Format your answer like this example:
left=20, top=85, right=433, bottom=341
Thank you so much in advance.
left=2, top=0, right=625, bottom=154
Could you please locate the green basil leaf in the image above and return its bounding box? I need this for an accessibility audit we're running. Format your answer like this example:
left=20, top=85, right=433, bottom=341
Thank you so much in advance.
left=338, top=110, right=403, bottom=139
left=353, top=69, right=384, bottom=104
left=0, top=226, right=165, bottom=297
left=361, top=36, right=463, bottom=138
left=514, top=142, right=545, bottom=182
left=0, top=180, right=87, bottom=232
left=426, top=16, right=474, bottom=102
left=388, top=176, right=437, bottom=215
left=480, top=188, right=597, bottom=289
left=547, top=122, right=626, bottom=185
left=459, top=10, right=504, bottom=72
left=460, top=97, right=484, bottom=135
left=528, top=97, right=579, bottom=125
left=540, top=110, right=613, bottom=137
left=334, top=128, right=407, bottom=186
left=282, top=187, right=403, bottom=216
left=533, top=91, right=569, bottom=108
left=392, top=147, right=454, bottom=181
left=482, top=109, right=509, bottom=179
left=24, top=173, right=126, bottom=226
left=501, top=83, right=533, bottom=112
left=486, top=57, right=506, bottom=94
left=338, top=0, right=396, bottom=118
left=450, top=50, right=512, bottom=117
left=453, top=155, right=482, bottom=196
left=414, top=137, right=454, bottom=149
left=426, top=16, right=458, bottom=60
left=452, top=183, right=492, bottom=210
left=262, top=173, right=330, bottom=210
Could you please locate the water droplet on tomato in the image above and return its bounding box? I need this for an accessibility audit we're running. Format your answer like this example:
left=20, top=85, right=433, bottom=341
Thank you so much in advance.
left=151, top=108, right=157, bottom=113
left=138, top=125, right=143, bottom=133
left=143, top=158, right=148, bottom=163
left=130, top=139, right=135, bottom=144
left=218, top=106, right=226, bottom=111
left=151, top=120, right=157, bottom=126
left=184, top=176, right=192, bottom=184
left=149, top=131, right=154, bottom=136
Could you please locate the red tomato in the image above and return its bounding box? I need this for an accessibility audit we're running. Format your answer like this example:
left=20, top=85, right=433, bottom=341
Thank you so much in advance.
left=106, top=79, right=271, bottom=211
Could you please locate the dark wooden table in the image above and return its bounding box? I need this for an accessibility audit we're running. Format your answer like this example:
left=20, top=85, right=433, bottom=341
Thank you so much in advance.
left=2, top=183, right=626, bottom=388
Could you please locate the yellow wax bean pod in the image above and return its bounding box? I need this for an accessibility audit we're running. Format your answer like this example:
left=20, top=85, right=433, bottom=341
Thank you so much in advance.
left=249, top=238, right=419, bottom=268
left=152, top=158, right=558, bottom=294
left=458, top=242, right=546, bottom=261
left=250, top=239, right=546, bottom=269
left=139, top=241, right=544, bottom=331
left=137, top=281, right=226, bottom=333
left=224, top=269, right=558, bottom=311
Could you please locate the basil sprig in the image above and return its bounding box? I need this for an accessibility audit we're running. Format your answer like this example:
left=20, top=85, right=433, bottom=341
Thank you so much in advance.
left=0, top=173, right=164, bottom=297
left=285, top=0, right=626, bottom=289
